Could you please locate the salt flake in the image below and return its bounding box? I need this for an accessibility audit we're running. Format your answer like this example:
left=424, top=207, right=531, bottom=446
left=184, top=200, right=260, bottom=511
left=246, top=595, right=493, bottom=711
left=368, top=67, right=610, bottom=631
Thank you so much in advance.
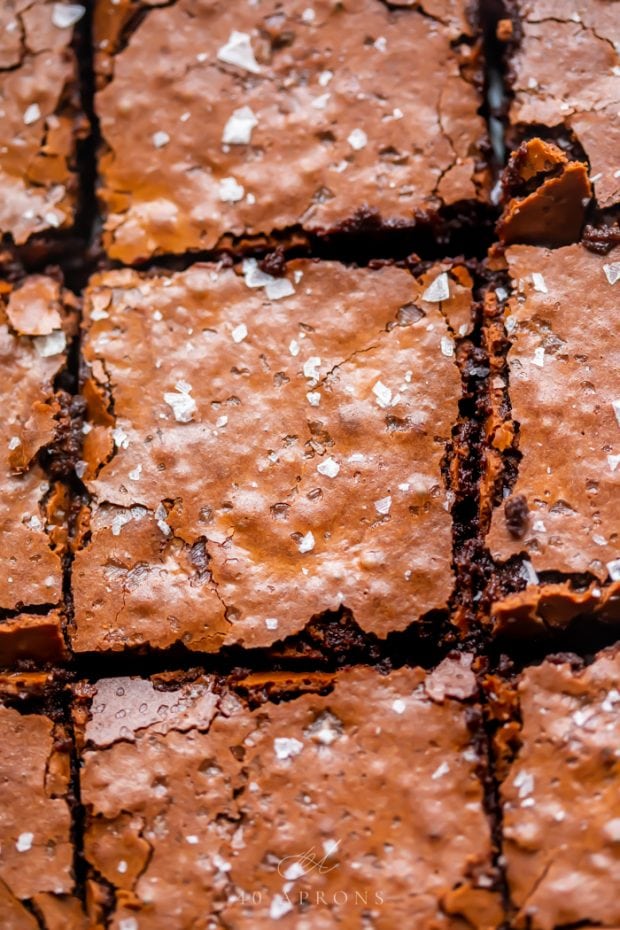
left=441, top=336, right=455, bottom=357
left=607, top=559, right=620, bottom=582
left=298, top=531, right=315, bottom=553
left=317, top=457, right=340, bottom=478
left=347, top=128, right=368, bottom=150
left=216, top=31, right=261, bottom=74
left=231, top=323, right=248, bottom=343
left=274, top=737, right=304, bottom=760
left=219, top=176, right=245, bottom=202
left=52, top=3, right=85, bottom=28
left=422, top=273, right=450, bottom=303
left=531, top=272, right=548, bottom=294
left=152, top=131, right=170, bottom=149
left=223, top=106, right=258, bottom=145
left=16, top=832, right=33, bottom=852
left=374, top=495, right=392, bottom=515
left=372, top=380, right=392, bottom=408
left=164, top=387, right=197, bottom=423
left=23, top=103, right=41, bottom=125
left=603, top=262, right=620, bottom=286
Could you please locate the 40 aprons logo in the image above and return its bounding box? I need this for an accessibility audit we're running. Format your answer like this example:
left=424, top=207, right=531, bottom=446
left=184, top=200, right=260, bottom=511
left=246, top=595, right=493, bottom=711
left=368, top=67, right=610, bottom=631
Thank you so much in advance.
left=239, top=841, right=385, bottom=913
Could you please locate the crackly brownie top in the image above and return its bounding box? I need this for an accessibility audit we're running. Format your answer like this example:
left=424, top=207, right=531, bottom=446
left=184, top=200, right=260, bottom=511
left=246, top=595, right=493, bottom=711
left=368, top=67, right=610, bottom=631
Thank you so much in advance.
left=78, top=659, right=500, bottom=929
left=486, top=244, right=620, bottom=582
left=0, top=704, right=74, bottom=916
left=508, top=0, right=619, bottom=209
left=94, top=0, right=488, bottom=262
left=73, top=259, right=470, bottom=652
left=501, top=647, right=620, bottom=930
left=0, top=0, right=84, bottom=244
left=0, top=275, right=75, bottom=612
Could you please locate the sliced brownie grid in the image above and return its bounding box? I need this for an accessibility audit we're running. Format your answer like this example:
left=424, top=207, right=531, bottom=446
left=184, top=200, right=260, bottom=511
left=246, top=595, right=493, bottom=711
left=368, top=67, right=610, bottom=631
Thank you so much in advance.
left=74, top=659, right=501, bottom=929
left=73, top=259, right=475, bottom=654
left=481, top=243, right=620, bottom=635
left=93, top=0, right=489, bottom=262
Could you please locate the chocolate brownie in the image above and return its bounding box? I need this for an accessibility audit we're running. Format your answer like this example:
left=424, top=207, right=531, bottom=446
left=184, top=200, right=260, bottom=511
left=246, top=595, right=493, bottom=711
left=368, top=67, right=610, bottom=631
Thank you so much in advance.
left=498, top=646, right=620, bottom=928
left=0, top=1, right=85, bottom=245
left=0, top=685, right=86, bottom=928
left=501, top=0, right=619, bottom=210
left=74, top=659, right=501, bottom=929
left=0, top=275, right=78, bottom=665
left=481, top=243, right=620, bottom=635
left=72, top=259, right=474, bottom=653
left=93, top=0, right=489, bottom=262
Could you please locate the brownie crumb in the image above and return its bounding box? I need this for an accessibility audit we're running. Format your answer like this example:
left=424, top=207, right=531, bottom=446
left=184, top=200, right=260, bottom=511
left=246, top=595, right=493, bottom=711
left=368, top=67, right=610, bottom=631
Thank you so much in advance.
left=504, top=494, right=529, bottom=539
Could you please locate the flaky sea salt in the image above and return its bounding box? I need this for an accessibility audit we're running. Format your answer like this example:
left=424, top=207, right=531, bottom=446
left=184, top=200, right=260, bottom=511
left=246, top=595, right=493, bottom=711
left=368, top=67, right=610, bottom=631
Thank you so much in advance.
left=372, top=380, right=392, bottom=408
left=219, top=176, right=245, bottom=202
left=347, top=128, right=368, bottom=150
left=152, top=131, right=170, bottom=149
left=374, top=496, right=392, bottom=515
left=603, top=262, right=620, bottom=285
left=222, top=106, right=258, bottom=145
left=23, top=103, right=41, bottom=125
left=422, top=273, right=450, bottom=303
left=317, top=457, right=340, bottom=478
left=216, top=31, right=261, bottom=74
left=51, top=3, right=85, bottom=28
left=531, top=272, right=548, bottom=293
left=298, top=531, right=315, bottom=553
left=274, top=737, right=304, bottom=760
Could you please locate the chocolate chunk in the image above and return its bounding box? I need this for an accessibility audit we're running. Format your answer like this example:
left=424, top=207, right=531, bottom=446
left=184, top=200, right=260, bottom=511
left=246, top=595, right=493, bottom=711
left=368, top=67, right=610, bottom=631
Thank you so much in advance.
left=504, top=494, right=529, bottom=539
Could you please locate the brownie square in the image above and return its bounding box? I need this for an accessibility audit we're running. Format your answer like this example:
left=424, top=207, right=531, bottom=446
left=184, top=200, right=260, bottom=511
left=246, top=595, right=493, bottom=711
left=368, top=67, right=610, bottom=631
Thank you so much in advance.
left=75, top=659, right=501, bottom=929
left=93, top=0, right=489, bottom=262
left=482, top=243, right=620, bottom=634
left=0, top=684, right=85, bottom=927
left=72, top=259, right=474, bottom=653
left=0, top=275, right=77, bottom=665
left=0, top=0, right=85, bottom=245
left=499, top=647, right=620, bottom=929
left=504, top=1, right=619, bottom=210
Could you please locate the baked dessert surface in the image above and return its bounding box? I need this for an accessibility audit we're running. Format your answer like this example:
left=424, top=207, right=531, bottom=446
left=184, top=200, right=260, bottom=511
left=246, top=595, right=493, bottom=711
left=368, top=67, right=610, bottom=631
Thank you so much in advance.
left=0, top=1, right=619, bottom=926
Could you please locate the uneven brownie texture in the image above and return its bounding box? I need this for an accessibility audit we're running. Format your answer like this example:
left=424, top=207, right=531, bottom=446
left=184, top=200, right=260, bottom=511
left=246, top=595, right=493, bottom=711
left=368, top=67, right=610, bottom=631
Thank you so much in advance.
left=94, top=0, right=488, bottom=262
left=73, top=260, right=471, bottom=653
left=0, top=0, right=85, bottom=244
left=0, top=702, right=80, bottom=926
left=76, top=661, right=501, bottom=929
left=500, top=648, right=620, bottom=929
left=483, top=244, right=620, bottom=631
left=507, top=0, right=619, bottom=209
left=0, top=275, right=76, bottom=620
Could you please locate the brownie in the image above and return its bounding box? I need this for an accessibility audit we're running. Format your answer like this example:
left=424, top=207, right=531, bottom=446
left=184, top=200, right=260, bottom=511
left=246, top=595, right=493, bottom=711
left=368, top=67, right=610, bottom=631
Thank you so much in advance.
left=481, top=243, right=620, bottom=634
left=498, top=646, right=620, bottom=929
left=497, top=138, right=592, bottom=247
left=0, top=685, right=86, bottom=928
left=0, top=275, right=78, bottom=665
left=74, top=659, right=501, bottom=929
left=72, top=259, right=475, bottom=653
left=502, top=0, right=619, bottom=210
left=0, top=1, right=85, bottom=245
left=93, top=0, right=489, bottom=262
